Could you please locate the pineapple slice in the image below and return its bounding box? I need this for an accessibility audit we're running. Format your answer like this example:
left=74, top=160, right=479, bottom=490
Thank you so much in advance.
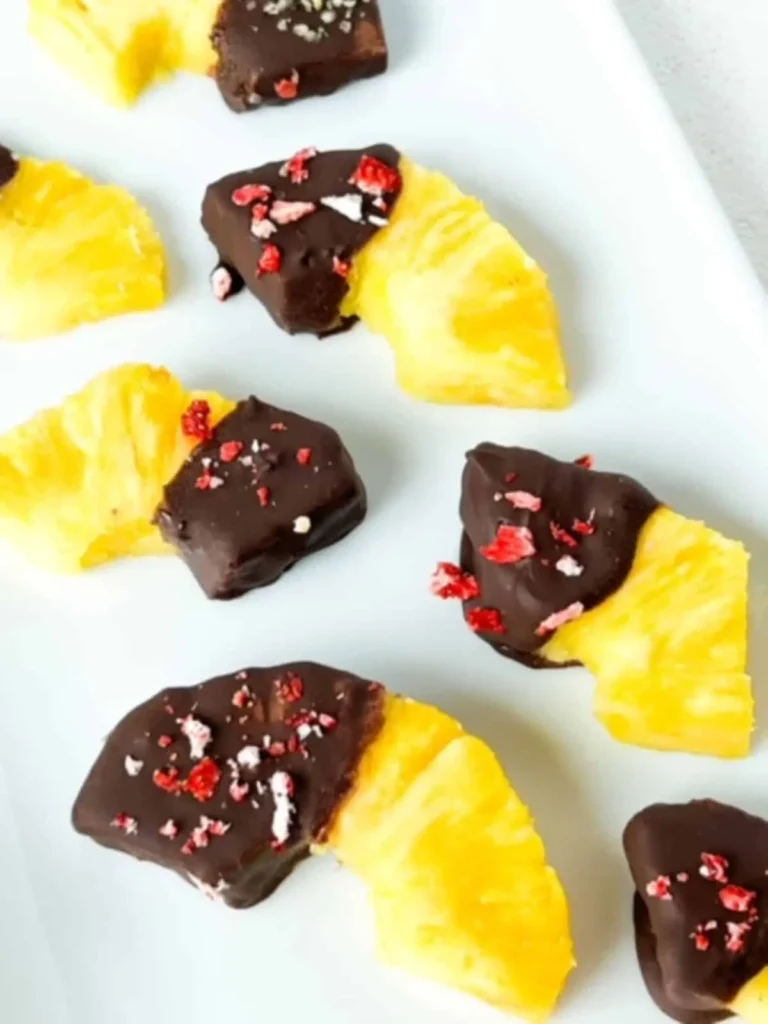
left=343, top=157, right=570, bottom=409
left=28, top=0, right=220, bottom=108
left=0, top=364, right=234, bottom=572
left=542, top=508, right=752, bottom=758
left=326, top=696, right=575, bottom=1019
left=0, top=154, right=166, bottom=340
left=732, top=968, right=768, bottom=1022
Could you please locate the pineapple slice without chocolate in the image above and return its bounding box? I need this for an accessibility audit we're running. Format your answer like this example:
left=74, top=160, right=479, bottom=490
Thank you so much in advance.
left=343, top=157, right=569, bottom=409
left=326, top=696, right=575, bottom=1020
left=0, top=365, right=234, bottom=572
left=0, top=154, right=166, bottom=340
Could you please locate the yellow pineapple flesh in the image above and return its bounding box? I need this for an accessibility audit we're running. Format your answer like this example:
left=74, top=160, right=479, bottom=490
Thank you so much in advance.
left=0, top=155, right=166, bottom=340
left=0, top=364, right=234, bottom=572
left=325, top=696, right=574, bottom=1019
left=542, top=507, right=752, bottom=758
left=28, top=0, right=220, bottom=107
left=342, top=157, right=570, bottom=409
left=731, top=966, right=768, bottom=1022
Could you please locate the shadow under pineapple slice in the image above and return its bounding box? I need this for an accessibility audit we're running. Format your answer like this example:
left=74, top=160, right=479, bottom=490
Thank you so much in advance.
left=438, top=445, right=752, bottom=758
left=0, top=365, right=233, bottom=572
left=0, top=146, right=166, bottom=340
left=202, top=146, right=569, bottom=410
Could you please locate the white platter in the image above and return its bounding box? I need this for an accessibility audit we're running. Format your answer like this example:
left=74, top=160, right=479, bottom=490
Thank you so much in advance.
left=1, top=1, right=767, bottom=1021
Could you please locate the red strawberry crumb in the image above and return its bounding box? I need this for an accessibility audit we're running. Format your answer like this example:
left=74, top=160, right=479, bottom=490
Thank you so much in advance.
left=318, top=713, right=337, bottom=730
left=504, top=490, right=543, bottom=512
left=677, top=873, right=690, bottom=883
left=181, top=400, right=213, bottom=442
left=480, top=524, right=536, bottom=564
left=572, top=518, right=596, bottom=537
left=230, top=780, right=250, bottom=803
left=692, top=931, right=710, bottom=952
left=251, top=203, right=270, bottom=222
left=277, top=674, right=304, bottom=703
left=181, top=839, right=196, bottom=856
left=430, top=562, right=480, bottom=600
left=550, top=522, right=579, bottom=548
left=349, top=155, right=402, bottom=196
left=646, top=876, right=673, bottom=901
left=296, top=448, right=313, bottom=466
left=111, top=813, right=138, bottom=835
left=159, top=819, right=179, bottom=839
left=256, top=486, right=271, bottom=507
left=268, top=742, right=287, bottom=757
left=184, top=758, right=221, bottom=803
left=287, top=734, right=299, bottom=753
left=270, top=200, right=316, bottom=225
left=257, top=243, right=282, bottom=277
left=206, top=818, right=231, bottom=838
left=332, top=256, right=351, bottom=278
left=505, top=473, right=518, bottom=484
left=536, top=602, right=586, bottom=637
left=271, top=422, right=287, bottom=432
left=220, top=440, right=244, bottom=463
left=466, top=607, right=506, bottom=635
left=719, top=885, right=756, bottom=913
left=158, top=734, right=173, bottom=748
left=274, top=70, right=299, bottom=100
left=232, top=184, right=272, bottom=207
left=153, top=767, right=182, bottom=794
left=700, top=853, right=730, bottom=884
left=195, top=470, right=224, bottom=491
left=726, top=921, right=752, bottom=953
left=232, top=685, right=250, bottom=709
left=575, top=454, right=595, bottom=469
left=280, top=147, right=318, bottom=184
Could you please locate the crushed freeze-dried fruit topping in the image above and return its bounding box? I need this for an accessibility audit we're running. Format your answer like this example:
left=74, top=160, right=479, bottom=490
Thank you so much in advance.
left=466, top=607, right=506, bottom=635
left=572, top=518, right=596, bottom=537
left=646, top=876, right=673, bottom=901
left=277, top=674, right=304, bottom=703
left=332, top=256, right=351, bottom=278
left=271, top=422, right=287, bottom=432
left=430, top=562, right=480, bottom=601
left=550, top=522, right=579, bottom=549
left=726, top=921, right=752, bottom=954
left=158, top=735, right=173, bottom=748
left=719, top=885, right=756, bottom=913
left=575, top=454, right=594, bottom=469
left=348, top=155, right=402, bottom=197
left=256, top=486, right=271, bottom=507
left=181, top=400, right=213, bottom=442
left=270, top=200, right=316, bottom=226
left=124, top=755, right=144, bottom=776
left=220, top=441, right=244, bottom=463
left=677, top=873, right=690, bottom=883
left=232, top=184, right=272, bottom=207
left=280, top=147, right=317, bottom=184
left=296, top=448, right=313, bottom=466
left=232, top=684, right=250, bottom=709
left=185, top=758, right=222, bottom=803
left=269, top=771, right=296, bottom=849
left=536, top=602, right=585, bottom=637
left=252, top=203, right=270, bottom=223
left=268, top=741, right=287, bottom=757
left=700, top=853, right=729, bottom=883
left=111, top=813, right=138, bottom=835
left=274, top=71, right=300, bottom=100
left=692, top=929, right=710, bottom=952
left=153, top=766, right=182, bottom=794
left=257, top=243, right=282, bottom=277
left=159, top=819, right=179, bottom=839
left=480, top=524, right=536, bottom=565
left=229, top=780, right=250, bottom=803
left=555, top=555, right=584, bottom=577
left=180, top=715, right=213, bottom=760
left=195, top=470, right=224, bottom=491
left=504, top=490, right=542, bottom=512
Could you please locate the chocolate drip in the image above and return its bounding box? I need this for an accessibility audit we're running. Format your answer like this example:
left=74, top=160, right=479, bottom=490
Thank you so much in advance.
left=202, top=144, right=402, bottom=336
left=73, top=663, right=385, bottom=909
left=459, top=445, right=659, bottom=663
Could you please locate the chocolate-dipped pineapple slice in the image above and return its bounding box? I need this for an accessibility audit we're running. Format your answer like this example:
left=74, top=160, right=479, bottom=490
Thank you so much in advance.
left=0, top=145, right=165, bottom=340
left=624, top=800, right=768, bottom=1023
left=202, top=146, right=569, bottom=409
left=0, top=364, right=365, bottom=598
left=73, top=664, right=574, bottom=1019
left=436, top=446, right=752, bottom=758
left=29, top=0, right=387, bottom=110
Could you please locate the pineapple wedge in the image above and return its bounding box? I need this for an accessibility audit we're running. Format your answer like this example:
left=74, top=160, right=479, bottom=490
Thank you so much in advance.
left=28, top=0, right=220, bottom=107
left=0, top=365, right=233, bottom=572
left=542, top=508, right=753, bottom=758
left=326, top=696, right=575, bottom=1019
left=343, top=157, right=569, bottom=409
left=0, top=152, right=166, bottom=340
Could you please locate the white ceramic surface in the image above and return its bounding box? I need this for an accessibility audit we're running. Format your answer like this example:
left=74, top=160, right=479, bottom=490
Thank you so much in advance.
left=1, top=1, right=767, bottom=1021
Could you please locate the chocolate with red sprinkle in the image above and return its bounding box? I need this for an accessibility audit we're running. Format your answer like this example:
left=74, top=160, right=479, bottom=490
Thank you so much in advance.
left=624, top=799, right=768, bottom=1023
left=202, top=145, right=402, bottom=337
left=72, top=663, right=385, bottom=910
left=155, top=396, right=366, bottom=600
left=457, top=445, right=658, bottom=667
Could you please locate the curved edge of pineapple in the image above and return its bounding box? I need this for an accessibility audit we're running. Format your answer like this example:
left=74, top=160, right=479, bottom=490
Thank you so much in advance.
left=542, top=505, right=753, bottom=759
left=319, top=694, right=576, bottom=1019
left=0, top=364, right=234, bottom=573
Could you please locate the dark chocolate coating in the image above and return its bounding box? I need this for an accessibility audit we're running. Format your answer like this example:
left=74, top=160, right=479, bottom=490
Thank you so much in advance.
left=156, top=397, right=366, bottom=600
left=459, top=445, right=659, bottom=663
left=73, top=663, right=385, bottom=909
left=624, top=801, right=768, bottom=1021
left=212, top=0, right=388, bottom=113
left=0, top=145, right=18, bottom=188
left=202, top=144, right=402, bottom=336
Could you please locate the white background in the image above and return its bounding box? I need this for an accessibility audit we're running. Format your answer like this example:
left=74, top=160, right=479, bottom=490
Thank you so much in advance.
left=1, top=1, right=768, bottom=1022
